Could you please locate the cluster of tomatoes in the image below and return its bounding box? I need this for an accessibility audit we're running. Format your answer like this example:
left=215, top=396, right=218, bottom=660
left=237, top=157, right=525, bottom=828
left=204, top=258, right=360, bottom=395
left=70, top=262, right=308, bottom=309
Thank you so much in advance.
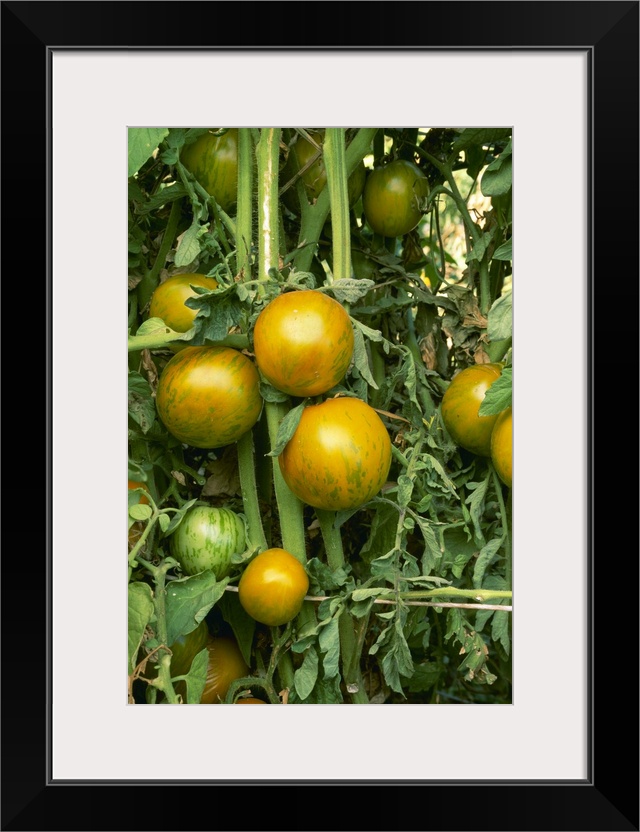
left=440, top=363, right=512, bottom=488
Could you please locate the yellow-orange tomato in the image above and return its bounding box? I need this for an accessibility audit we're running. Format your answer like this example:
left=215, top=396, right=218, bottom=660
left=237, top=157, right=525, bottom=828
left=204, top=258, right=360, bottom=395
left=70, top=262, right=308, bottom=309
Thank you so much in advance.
left=440, top=363, right=503, bottom=457
left=155, top=346, right=262, bottom=449
left=181, top=128, right=238, bottom=212
left=148, top=273, right=218, bottom=334
left=200, top=635, right=249, bottom=704
left=490, top=406, right=512, bottom=488
left=253, top=290, right=354, bottom=398
left=279, top=397, right=392, bottom=511
left=362, top=159, right=429, bottom=238
left=238, top=548, right=309, bottom=627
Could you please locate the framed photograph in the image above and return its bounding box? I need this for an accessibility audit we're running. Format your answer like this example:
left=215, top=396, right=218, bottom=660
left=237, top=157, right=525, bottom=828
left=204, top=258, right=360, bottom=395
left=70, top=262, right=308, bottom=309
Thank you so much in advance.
left=3, top=2, right=637, bottom=830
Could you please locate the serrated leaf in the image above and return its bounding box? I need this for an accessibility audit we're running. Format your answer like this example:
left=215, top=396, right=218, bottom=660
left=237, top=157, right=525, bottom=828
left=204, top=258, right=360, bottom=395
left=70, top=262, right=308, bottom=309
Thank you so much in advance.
left=467, top=228, right=495, bottom=264
left=318, top=615, right=341, bottom=680
left=397, top=474, right=414, bottom=508
left=487, top=291, right=512, bottom=343
left=294, top=647, right=319, bottom=701
left=267, top=402, right=306, bottom=457
left=174, top=220, right=203, bottom=267
left=186, top=284, right=243, bottom=343
left=407, top=661, right=443, bottom=693
left=481, top=155, right=512, bottom=197
left=128, top=127, right=169, bottom=177
left=479, top=366, right=512, bottom=416
left=183, top=647, right=209, bottom=704
left=164, top=572, right=230, bottom=645
left=351, top=587, right=394, bottom=602
left=452, top=128, right=512, bottom=153
left=492, top=238, right=512, bottom=261
left=351, top=326, right=378, bottom=389
left=128, top=371, right=156, bottom=434
left=329, top=278, right=375, bottom=304
left=472, top=537, right=504, bottom=588
left=465, top=475, right=490, bottom=545
left=128, top=582, right=154, bottom=671
left=492, top=610, right=510, bottom=655
left=129, top=503, right=152, bottom=522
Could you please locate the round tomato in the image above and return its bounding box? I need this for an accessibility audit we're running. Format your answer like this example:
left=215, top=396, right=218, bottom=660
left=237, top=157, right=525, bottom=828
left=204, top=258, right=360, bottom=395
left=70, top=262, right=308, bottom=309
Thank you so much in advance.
left=252, top=290, right=354, bottom=397
left=148, top=273, right=218, bottom=349
left=490, top=406, right=512, bottom=488
left=279, top=397, right=392, bottom=511
left=170, top=505, right=246, bottom=578
left=142, top=618, right=210, bottom=681
left=180, top=128, right=238, bottom=212
left=238, top=548, right=309, bottom=627
left=235, top=697, right=267, bottom=704
left=155, top=346, right=262, bottom=449
left=200, top=635, right=249, bottom=704
left=280, top=129, right=366, bottom=211
left=440, top=363, right=503, bottom=457
left=362, top=158, right=429, bottom=238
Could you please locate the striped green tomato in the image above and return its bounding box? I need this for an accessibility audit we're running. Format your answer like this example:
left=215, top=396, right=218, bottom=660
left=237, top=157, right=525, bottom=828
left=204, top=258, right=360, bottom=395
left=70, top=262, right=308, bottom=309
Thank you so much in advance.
left=278, top=397, right=392, bottom=511
left=155, top=346, right=262, bottom=449
left=170, top=505, right=246, bottom=577
left=180, top=128, right=238, bottom=212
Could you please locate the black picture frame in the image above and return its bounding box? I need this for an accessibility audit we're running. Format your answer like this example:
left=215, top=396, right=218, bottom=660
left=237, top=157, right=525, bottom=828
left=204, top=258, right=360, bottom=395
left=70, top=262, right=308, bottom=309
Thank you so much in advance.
left=2, top=2, right=638, bottom=830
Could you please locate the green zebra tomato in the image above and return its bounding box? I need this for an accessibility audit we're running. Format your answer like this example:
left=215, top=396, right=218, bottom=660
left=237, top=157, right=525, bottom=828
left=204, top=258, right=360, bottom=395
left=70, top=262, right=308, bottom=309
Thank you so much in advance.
left=278, top=397, right=392, bottom=511
left=155, top=346, right=262, bottom=449
left=252, top=289, right=354, bottom=397
left=170, top=505, right=246, bottom=577
left=362, top=158, right=429, bottom=238
left=180, top=128, right=238, bottom=212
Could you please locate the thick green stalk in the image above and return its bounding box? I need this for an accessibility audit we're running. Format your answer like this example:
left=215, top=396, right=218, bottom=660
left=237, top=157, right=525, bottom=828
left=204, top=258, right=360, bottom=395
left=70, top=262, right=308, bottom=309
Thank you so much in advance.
left=236, top=128, right=253, bottom=278
left=323, top=129, right=350, bottom=282
left=293, top=128, right=377, bottom=274
left=237, top=431, right=268, bottom=552
left=137, top=197, right=182, bottom=311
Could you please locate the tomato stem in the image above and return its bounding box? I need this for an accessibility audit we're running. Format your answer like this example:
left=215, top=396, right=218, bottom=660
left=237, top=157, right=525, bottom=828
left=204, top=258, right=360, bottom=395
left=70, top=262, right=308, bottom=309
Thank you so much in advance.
left=137, top=197, right=182, bottom=312
left=237, top=431, right=268, bottom=553
left=236, top=128, right=253, bottom=279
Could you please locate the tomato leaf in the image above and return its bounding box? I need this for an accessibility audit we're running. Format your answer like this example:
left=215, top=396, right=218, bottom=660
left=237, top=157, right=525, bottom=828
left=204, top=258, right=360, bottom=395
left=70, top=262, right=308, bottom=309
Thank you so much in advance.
left=492, top=238, right=512, bottom=262
left=318, top=615, right=341, bottom=680
left=479, top=366, right=512, bottom=416
left=380, top=610, right=414, bottom=695
left=174, top=219, right=205, bottom=267
left=266, top=402, right=306, bottom=457
left=294, top=646, right=319, bottom=701
left=164, top=572, right=230, bottom=645
left=451, top=128, right=512, bottom=153
left=327, top=278, right=374, bottom=304
left=481, top=150, right=512, bottom=197
left=407, top=661, right=444, bottom=693
left=128, top=582, right=155, bottom=672
left=465, top=474, right=491, bottom=547
left=259, top=381, right=289, bottom=404
left=185, top=283, right=243, bottom=343
left=351, top=326, right=378, bottom=389
left=129, top=504, right=152, bottom=522
left=217, top=592, right=256, bottom=667
left=472, top=537, right=504, bottom=588
left=183, top=647, right=209, bottom=704
left=487, top=290, right=512, bottom=343
left=128, top=371, right=156, bottom=434
left=128, top=127, right=169, bottom=177
left=492, top=610, right=511, bottom=656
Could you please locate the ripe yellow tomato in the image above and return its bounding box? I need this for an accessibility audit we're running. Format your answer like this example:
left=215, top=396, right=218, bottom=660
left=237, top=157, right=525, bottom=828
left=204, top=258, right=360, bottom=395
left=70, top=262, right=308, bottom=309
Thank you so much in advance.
left=252, top=290, right=354, bottom=397
left=279, top=397, right=392, bottom=511
left=238, top=548, right=309, bottom=627
left=200, top=635, right=249, bottom=704
left=155, top=346, right=262, bottom=449
left=490, top=406, right=512, bottom=488
left=440, top=363, right=503, bottom=457
left=148, top=273, right=218, bottom=334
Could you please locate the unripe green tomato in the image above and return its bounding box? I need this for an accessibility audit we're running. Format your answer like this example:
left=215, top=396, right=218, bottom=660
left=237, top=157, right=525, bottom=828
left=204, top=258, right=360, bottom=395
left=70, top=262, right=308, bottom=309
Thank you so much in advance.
left=363, top=159, right=429, bottom=238
left=171, top=505, right=246, bottom=578
left=181, top=128, right=238, bottom=212
left=440, top=363, right=503, bottom=457
left=490, top=406, right=512, bottom=488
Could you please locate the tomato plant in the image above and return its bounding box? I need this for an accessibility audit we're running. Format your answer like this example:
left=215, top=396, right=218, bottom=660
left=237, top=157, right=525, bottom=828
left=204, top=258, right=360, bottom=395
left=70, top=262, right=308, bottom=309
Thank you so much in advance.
left=142, top=618, right=209, bottom=680
left=200, top=635, right=249, bottom=704
left=362, top=158, right=429, bottom=238
left=278, top=397, right=392, bottom=511
left=280, top=129, right=366, bottom=211
left=155, top=346, right=262, bottom=449
left=440, top=363, right=503, bottom=457
left=491, top=406, right=512, bottom=488
left=180, top=128, right=238, bottom=212
left=170, top=505, right=246, bottom=577
left=252, top=289, right=354, bottom=397
left=238, top=548, right=309, bottom=627
left=148, top=273, right=218, bottom=340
